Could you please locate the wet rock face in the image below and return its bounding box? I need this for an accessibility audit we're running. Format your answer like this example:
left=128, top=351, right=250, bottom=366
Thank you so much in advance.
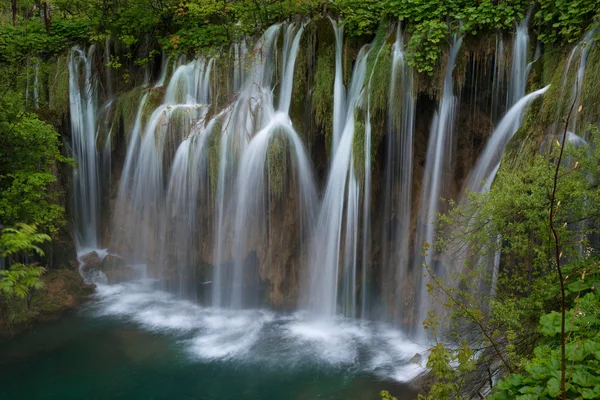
left=79, top=251, right=102, bottom=271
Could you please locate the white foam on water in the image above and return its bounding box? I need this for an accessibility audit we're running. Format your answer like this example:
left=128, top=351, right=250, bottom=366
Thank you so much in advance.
left=91, top=281, right=426, bottom=382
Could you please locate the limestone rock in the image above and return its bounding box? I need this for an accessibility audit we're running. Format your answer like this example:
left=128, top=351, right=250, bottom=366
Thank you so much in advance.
left=78, top=251, right=102, bottom=271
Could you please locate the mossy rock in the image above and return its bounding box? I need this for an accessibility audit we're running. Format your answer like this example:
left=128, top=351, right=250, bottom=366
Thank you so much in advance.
left=0, top=269, right=94, bottom=335
left=312, top=44, right=335, bottom=155
left=48, top=55, right=70, bottom=116
left=207, top=119, right=223, bottom=197
left=267, top=131, right=289, bottom=197
left=580, top=45, right=600, bottom=125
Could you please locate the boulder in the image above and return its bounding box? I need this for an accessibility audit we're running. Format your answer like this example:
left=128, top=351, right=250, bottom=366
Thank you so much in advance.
left=100, top=254, right=126, bottom=271
left=78, top=251, right=102, bottom=271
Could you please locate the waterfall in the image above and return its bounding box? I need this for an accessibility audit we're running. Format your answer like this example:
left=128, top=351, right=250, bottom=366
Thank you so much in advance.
left=566, top=29, right=595, bottom=133
left=507, top=17, right=529, bottom=108
left=155, top=50, right=170, bottom=88
left=62, top=18, right=599, bottom=355
left=212, top=24, right=283, bottom=307
left=330, top=19, right=346, bottom=154
left=361, top=40, right=389, bottom=318
left=380, top=26, right=416, bottom=325
left=306, top=45, right=369, bottom=317
left=278, top=23, right=305, bottom=114
left=69, top=46, right=100, bottom=250
left=112, top=57, right=214, bottom=270
left=465, top=86, right=550, bottom=194
left=414, top=35, right=462, bottom=333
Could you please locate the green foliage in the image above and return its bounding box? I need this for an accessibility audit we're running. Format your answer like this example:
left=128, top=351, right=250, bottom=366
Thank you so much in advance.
left=0, top=224, right=50, bottom=300
left=365, top=27, right=392, bottom=117
left=0, top=263, right=46, bottom=299
left=416, top=126, right=600, bottom=399
left=335, top=0, right=385, bottom=36
left=0, top=19, right=89, bottom=64
left=0, top=224, right=51, bottom=258
left=535, top=0, right=599, bottom=44
left=0, top=91, right=69, bottom=235
left=418, top=342, right=476, bottom=400
left=385, top=0, right=528, bottom=74
left=491, top=269, right=600, bottom=399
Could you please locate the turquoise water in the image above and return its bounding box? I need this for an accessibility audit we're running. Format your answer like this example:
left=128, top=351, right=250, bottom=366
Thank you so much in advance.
left=0, top=281, right=422, bottom=400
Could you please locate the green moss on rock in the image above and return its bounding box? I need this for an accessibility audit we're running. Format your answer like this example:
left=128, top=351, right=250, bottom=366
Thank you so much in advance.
left=267, top=131, right=289, bottom=197
left=581, top=45, right=600, bottom=125
left=0, top=269, right=94, bottom=335
left=312, top=44, right=335, bottom=155
left=367, top=43, right=392, bottom=118
left=48, top=56, right=70, bottom=116
left=208, top=119, right=222, bottom=197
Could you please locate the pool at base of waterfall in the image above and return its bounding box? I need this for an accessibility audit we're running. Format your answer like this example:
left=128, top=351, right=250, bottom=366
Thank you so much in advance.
left=0, top=280, right=423, bottom=400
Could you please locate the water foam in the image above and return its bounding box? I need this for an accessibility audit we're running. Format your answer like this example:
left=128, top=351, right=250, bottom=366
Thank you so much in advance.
left=91, top=281, right=426, bottom=382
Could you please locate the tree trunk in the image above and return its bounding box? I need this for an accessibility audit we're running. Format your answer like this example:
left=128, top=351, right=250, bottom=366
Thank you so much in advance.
left=12, top=0, right=17, bottom=25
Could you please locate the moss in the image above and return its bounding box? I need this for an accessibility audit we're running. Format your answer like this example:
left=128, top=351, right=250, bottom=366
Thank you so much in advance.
left=367, top=44, right=392, bottom=118
left=48, top=56, right=70, bottom=116
left=33, top=269, right=93, bottom=314
left=541, top=43, right=563, bottom=85
left=312, top=44, right=335, bottom=155
left=351, top=107, right=378, bottom=184
left=267, top=130, right=289, bottom=197
left=539, top=55, right=577, bottom=129
left=503, top=97, right=545, bottom=170
left=208, top=119, right=222, bottom=197
left=580, top=45, right=600, bottom=125
left=290, top=44, right=307, bottom=129
left=142, top=87, right=165, bottom=122
left=0, top=269, right=93, bottom=335
left=417, top=44, right=448, bottom=100
left=210, top=54, right=231, bottom=110
left=114, top=86, right=144, bottom=139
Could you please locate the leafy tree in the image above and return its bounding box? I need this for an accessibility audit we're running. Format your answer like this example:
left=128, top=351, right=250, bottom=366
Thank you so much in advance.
left=0, top=224, right=49, bottom=301
left=0, top=89, right=68, bottom=236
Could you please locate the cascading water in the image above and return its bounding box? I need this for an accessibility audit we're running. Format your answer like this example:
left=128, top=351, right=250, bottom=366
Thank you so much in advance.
left=69, top=46, right=101, bottom=250
left=507, top=17, right=529, bottom=108
left=380, top=26, right=416, bottom=325
left=414, top=35, right=462, bottom=334
left=306, top=44, right=370, bottom=318
left=61, top=18, right=600, bottom=379
left=212, top=24, right=283, bottom=307
left=220, top=23, right=317, bottom=308
left=330, top=19, right=346, bottom=154
left=112, top=57, right=214, bottom=271
left=465, top=86, right=549, bottom=194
